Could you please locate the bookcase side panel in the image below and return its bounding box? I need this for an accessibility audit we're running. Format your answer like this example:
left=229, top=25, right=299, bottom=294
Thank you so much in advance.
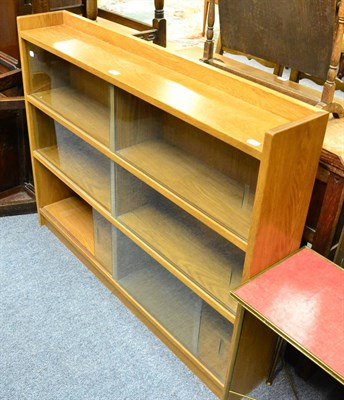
left=244, top=112, right=328, bottom=280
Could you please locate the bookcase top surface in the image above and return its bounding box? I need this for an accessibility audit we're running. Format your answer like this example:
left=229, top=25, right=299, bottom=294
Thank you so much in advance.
left=17, top=11, right=327, bottom=160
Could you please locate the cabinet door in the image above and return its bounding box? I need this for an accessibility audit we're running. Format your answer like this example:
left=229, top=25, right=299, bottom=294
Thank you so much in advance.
left=26, top=44, right=114, bottom=148
left=113, top=165, right=245, bottom=317
left=112, top=227, right=234, bottom=384
left=32, top=108, right=113, bottom=211
left=114, top=88, right=259, bottom=249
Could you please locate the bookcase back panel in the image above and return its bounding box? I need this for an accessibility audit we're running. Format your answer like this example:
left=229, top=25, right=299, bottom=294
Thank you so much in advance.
left=114, top=88, right=163, bottom=150
left=34, top=161, right=75, bottom=211
left=161, top=113, right=260, bottom=190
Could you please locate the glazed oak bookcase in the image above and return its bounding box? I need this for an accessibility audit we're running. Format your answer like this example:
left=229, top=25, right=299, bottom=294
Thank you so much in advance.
left=18, top=11, right=328, bottom=399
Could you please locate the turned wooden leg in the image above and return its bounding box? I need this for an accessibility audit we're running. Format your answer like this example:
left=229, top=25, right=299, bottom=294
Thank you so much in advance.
left=153, top=0, right=166, bottom=47
left=85, top=0, right=97, bottom=20
left=203, top=0, right=215, bottom=61
left=321, top=2, right=344, bottom=105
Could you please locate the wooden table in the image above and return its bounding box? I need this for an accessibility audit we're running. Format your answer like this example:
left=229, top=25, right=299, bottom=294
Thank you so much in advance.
left=231, top=247, right=344, bottom=385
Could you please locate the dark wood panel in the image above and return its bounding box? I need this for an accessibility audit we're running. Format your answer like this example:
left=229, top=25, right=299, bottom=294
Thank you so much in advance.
left=218, top=0, right=337, bottom=80
left=0, top=111, right=21, bottom=192
left=0, top=1, right=21, bottom=60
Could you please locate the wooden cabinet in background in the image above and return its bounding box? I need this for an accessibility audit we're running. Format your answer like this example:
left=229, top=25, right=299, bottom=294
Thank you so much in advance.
left=304, top=146, right=344, bottom=267
left=0, top=2, right=35, bottom=216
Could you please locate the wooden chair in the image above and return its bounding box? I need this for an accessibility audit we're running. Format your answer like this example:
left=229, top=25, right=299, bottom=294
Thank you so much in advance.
left=203, top=0, right=344, bottom=117
left=98, top=0, right=166, bottom=47
left=202, top=0, right=218, bottom=36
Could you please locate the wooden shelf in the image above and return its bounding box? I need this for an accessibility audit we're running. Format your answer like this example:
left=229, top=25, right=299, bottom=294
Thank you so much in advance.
left=29, top=87, right=110, bottom=146
left=119, top=201, right=243, bottom=317
left=118, top=139, right=254, bottom=245
left=34, top=141, right=111, bottom=210
left=41, top=196, right=94, bottom=255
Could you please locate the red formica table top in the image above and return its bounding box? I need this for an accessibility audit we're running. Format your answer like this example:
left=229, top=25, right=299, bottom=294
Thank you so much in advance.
left=231, top=247, right=344, bottom=383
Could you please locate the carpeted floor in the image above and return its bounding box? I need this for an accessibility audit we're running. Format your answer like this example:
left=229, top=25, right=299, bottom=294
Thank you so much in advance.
left=0, top=213, right=216, bottom=400
left=1, top=213, right=343, bottom=399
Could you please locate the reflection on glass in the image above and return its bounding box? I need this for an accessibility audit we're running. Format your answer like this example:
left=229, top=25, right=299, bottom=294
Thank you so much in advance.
left=112, top=228, right=233, bottom=383
left=113, top=165, right=244, bottom=313
left=36, top=121, right=112, bottom=210
left=27, top=43, right=113, bottom=147
left=93, top=209, right=113, bottom=274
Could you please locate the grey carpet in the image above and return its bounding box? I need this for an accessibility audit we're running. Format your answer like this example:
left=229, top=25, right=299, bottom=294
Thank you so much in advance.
left=1, top=213, right=343, bottom=399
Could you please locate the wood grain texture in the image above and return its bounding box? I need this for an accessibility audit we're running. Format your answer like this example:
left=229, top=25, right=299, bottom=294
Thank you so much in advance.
left=161, top=113, right=260, bottom=190
left=17, top=11, right=323, bottom=159
left=26, top=45, right=111, bottom=146
left=226, top=309, right=277, bottom=399
left=334, top=226, right=344, bottom=267
left=27, top=95, right=114, bottom=160
left=41, top=197, right=228, bottom=393
left=114, top=165, right=242, bottom=320
left=33, top=160, right=73, bottom=223
left=42, top=196, right=94, bottom=254
left=92, top=209, right=113, bottom=273
left=31, top=87, right=110, bottom=145
left=115, top=87, right=162, bottom=150
left=42, top=196, right=113, bottom=274
left=114, top=230, right=232, bottom=384
left=42, top=214, right=225, bottom=398
left=30, top=105, right=58, bottom=150
left=311, top=173, right=344, bottom=255
left=0, top=1, right=20, bottom=59
left=244, top=112, right=329, bottom=280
